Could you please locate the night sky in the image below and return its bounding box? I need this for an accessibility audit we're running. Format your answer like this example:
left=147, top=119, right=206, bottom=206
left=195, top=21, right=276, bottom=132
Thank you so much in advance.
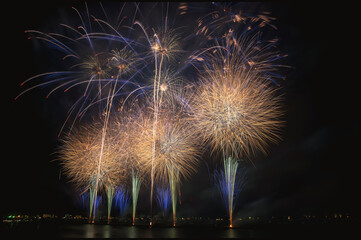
left=2, top=1, right=359, bottom=219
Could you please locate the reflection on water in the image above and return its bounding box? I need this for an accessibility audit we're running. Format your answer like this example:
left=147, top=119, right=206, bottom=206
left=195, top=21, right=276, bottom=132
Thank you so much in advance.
left=164, top=227, right=177, bottom=238
left=1, top=221, right=269, bottom=238
left=226, top=228, right=236, bottom=238
left=84, top=225, right=94, bottom=238
left=56, top=224, right=264, bottom=238
left=2, top=221, right=356, bottom=238
left=127, top=226, right=141, bottom=238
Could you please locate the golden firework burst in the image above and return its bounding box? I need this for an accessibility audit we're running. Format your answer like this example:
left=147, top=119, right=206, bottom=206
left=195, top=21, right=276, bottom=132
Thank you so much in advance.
left=190, top=41, right=284, bottom=158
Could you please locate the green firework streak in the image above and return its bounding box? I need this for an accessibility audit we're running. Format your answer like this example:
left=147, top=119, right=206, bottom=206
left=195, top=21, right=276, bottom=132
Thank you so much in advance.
left=169, top=168, right=180, bottom=227
left=89, top=183, right=96, bottom=223
left=132, top=169, right=142, bottom=225
left=106, top=184, right=115, bottom=224
left=224, top=156, right=238, bottom=227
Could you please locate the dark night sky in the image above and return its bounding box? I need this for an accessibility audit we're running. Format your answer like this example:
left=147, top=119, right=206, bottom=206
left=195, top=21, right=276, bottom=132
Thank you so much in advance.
left=2, top=1, right=359, bottom=219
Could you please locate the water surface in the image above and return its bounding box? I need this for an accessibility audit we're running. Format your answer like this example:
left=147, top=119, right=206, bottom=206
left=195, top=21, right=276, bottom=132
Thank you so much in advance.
left=1, top=222, right=356, bottom=238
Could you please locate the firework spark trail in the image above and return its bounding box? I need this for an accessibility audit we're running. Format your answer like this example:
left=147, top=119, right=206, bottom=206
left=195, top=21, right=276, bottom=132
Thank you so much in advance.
left=89, top=183, right=96, bottom=221
left=71, top=46, right=142, bottom=224
left=20, top=5, right=146, bottom=224
left=107, top=102, right=155, bottom=225
left=168, top=168, right=180, bottom=227
left=18, top=4, right=145, bottom=138
left=88, top=194, right=102, bottom=219
left=91, top=75, right=118, bottom=223
left=86, top=56, right=124, bottom=221
left=105, top=183, right=115, bottom=224
left=103, top=102, right=144, bottom=224
left=131, top=169, right=142, bottom=225
left=214, top=156, right=246, bottom=228
left=224, top=156, right=237, bottom=228
left=179, top=2, right=278, bottom=41
left=132, top=21, right=157, bottom=225
left=134, top=18, right=184, bottom=226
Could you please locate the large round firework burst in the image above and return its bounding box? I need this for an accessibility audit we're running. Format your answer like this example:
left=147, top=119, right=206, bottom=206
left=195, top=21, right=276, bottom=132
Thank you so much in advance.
left=132, top=107, right=200, bottom=185
left=190, top=41, right=284, bottom=158
left=106, top=102, right=150, bottom=181
left=57, top=121, right=128, bottom=193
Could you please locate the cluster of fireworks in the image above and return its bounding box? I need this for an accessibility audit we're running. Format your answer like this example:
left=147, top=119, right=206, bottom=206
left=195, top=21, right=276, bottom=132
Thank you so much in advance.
left=18, top=2, right=286, bottom=227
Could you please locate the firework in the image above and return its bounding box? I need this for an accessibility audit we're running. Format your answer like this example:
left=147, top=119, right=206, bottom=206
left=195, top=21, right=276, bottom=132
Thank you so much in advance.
left=168, top=168, right=180, bottom=227
left=189, top=38, right=284, bottom=159
left=19, top=5, right=146, bottom=225
left=147, top=27, right=183, bottom=65
left=132, top=109, right=200, bottom=184
left=186, top=5, right=284, bottom=228
left=82, top=192, right=102, bottom=221
left=105, top=183, right=115, bottom=224
left=81, top=184, right=99, bottom=221
left=21, top=3, right=198, bottom=225
left=20, top=3, right=287, bottom=226
left=155, top=185, right=171, bottom=217
left=214, top=156, right=246, bottom=228
left=150, top=26, right=181, bottom=226
left=57, top=121, right=128, bottom=222
left=130, top=102, right=200, bottom=226
left=179, top=2, right=277, bottom=41
left=17, top=6, right=143, bottom=135
left=102, top=103, right=145, bottom=224
left=114, top=186, right=130, bottom=218
left=131, top=170, right=142, bottom=225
